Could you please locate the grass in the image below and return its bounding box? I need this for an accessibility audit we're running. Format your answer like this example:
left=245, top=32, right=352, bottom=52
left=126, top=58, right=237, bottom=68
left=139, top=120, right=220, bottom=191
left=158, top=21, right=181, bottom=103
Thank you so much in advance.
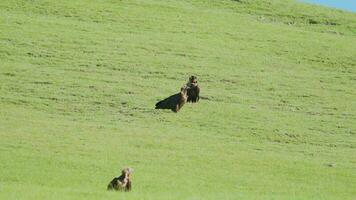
left=0, top=0, right=355, bottom=199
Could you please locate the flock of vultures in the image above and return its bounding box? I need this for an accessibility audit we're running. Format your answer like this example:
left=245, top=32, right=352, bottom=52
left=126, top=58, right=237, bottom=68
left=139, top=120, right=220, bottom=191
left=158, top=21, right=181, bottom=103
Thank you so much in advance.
left=107, top=76, right=200, bottom=192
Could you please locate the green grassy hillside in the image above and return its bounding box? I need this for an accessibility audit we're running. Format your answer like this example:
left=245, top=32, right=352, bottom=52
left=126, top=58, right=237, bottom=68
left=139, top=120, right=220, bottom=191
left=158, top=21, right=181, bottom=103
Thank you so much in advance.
left=0, top=0, right=355, bottom=199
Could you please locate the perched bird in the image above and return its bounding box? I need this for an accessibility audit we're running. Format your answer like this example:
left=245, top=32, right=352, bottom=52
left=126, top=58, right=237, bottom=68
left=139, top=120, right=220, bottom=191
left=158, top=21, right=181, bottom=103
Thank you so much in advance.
left=186, top=75, right=200, bottom=103
left=155, top=86, right=188, bottom=112
left=107, top=167, right=134, bottom=191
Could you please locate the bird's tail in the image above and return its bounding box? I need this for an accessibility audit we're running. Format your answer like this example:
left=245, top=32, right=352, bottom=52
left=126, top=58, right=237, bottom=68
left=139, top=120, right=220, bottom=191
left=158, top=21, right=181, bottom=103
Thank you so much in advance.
left=155, top=100, right=164, bottom=109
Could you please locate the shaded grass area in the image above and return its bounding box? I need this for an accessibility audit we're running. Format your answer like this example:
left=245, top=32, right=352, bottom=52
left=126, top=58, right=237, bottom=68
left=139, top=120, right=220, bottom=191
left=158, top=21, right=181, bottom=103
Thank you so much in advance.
left=0, top=0, right=355, bottom=199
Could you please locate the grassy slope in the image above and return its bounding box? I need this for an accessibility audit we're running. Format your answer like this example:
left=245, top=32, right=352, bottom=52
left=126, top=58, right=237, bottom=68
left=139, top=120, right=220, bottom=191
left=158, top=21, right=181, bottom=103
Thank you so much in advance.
left=0, top=0, right=355, bottom=199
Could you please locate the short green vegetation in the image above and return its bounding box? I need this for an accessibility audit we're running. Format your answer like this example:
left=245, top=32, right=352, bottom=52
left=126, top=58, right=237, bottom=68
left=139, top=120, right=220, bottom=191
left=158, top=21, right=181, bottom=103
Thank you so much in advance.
left=0, top=0, right=355, bottom=199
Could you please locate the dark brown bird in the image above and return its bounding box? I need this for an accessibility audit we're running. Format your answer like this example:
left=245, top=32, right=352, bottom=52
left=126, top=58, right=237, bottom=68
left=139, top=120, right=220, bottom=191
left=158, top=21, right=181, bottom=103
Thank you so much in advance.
left=155, top=86, right=188, bottom=112
left=107, top=168, right=134, bottom=191
left=186, top=76, right=200, bottom=103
